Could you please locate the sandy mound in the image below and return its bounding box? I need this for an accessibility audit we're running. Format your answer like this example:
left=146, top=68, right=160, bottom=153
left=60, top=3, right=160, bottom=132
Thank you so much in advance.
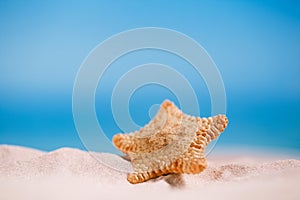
left=0, top=145, right=299, bottom=200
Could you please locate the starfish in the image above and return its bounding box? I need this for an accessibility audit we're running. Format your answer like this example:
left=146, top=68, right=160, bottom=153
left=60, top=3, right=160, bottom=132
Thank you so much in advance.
left=113, top=100, right=228, bottom=184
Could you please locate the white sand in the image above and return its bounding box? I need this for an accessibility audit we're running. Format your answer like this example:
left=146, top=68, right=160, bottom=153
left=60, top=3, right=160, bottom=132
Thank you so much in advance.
left=0, top=145, right=299, bottom=200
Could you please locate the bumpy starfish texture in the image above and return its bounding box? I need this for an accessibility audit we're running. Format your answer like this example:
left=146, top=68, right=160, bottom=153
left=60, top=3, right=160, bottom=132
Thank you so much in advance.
left=113, top=100, right=228, bottom=184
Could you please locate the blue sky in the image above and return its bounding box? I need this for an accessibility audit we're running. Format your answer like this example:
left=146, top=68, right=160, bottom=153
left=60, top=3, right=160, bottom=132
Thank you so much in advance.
left=0, top=0, right=299, bottom=153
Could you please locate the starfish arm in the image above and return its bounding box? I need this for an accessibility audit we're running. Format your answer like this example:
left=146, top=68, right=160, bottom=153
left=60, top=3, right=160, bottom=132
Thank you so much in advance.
left=197, top=114, right=228, bottom=146
left=127, top=159, right=184, bottom=184
left=180, top=143, right=207, bottom=174
left=209, top=114, right=228, bottom=140
left=127, top=156, right=207, bottom=184
left=127, top=170, right=163, bottom=184
left=112, top=133, right=136, bottom=155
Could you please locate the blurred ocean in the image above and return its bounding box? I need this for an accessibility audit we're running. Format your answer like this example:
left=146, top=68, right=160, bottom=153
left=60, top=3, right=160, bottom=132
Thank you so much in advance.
left=0, top=0, right=299, bottom=153
left=1, top=88, right=299, bottom=153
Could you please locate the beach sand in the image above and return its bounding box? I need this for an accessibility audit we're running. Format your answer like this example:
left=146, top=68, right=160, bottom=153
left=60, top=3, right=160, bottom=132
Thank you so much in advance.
left=0, top=145, right=299, bottom=200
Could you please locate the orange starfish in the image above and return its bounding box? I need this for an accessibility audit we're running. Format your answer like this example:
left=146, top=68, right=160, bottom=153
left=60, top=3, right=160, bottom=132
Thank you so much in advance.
left=113, top=100, right=228, bottom=184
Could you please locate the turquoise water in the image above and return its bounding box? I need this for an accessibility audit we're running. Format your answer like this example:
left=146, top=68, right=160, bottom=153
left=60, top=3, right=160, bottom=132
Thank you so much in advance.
left=0, top=90, right=299, bottom=153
